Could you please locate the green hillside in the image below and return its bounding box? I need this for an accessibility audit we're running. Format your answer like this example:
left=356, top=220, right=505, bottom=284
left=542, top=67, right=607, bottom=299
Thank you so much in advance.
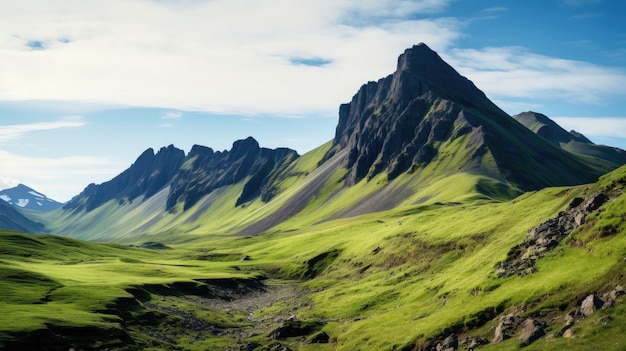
left=4, top=164, right=626, bottom=350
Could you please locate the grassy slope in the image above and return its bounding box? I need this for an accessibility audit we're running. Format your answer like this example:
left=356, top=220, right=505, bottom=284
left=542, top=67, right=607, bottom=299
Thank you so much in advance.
left=12, top=145, right=626, bottom=350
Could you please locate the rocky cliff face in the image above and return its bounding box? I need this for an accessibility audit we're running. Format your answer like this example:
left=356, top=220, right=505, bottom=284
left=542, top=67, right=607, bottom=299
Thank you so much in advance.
left=166, top=137, right=298, bottom=212
left=64, top=138, right=298, bottom=213
left=64, top=145, right=186, bottom=212
left=324, top=43, right=607, bottom=190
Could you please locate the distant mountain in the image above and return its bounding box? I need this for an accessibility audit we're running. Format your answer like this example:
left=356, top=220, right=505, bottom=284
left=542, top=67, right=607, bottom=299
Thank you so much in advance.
left=63, top=145, right=186, bottom=212
left=62, top=139, right=299, bottom=215
left=513, top=111, right=626, bottom=167
left=0, top=184, right=62, bottom=212
left=0, top=196, right=45, bottom=233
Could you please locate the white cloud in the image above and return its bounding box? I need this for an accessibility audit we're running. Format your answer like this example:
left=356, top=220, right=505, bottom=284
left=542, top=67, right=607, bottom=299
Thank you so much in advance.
left=161, top=112, right=182, bottom=119
left=0, top=149, right=125, bottom=202
left=0, top=0, right=458, bottom=116
left=0, top=177, right=20, bottom=191
left=446, top=46, right=626, bottom=105
left=0, top=116, right=86, bottom=142
left=552, top=117, right=626, bottom=139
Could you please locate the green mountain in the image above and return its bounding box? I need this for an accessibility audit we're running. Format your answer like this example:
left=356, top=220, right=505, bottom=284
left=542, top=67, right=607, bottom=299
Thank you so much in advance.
left=513, top=111, right=626, bottom=167
left=3, top=44, right=626, bottom=350
left=0, top=198, right=45, bottom=233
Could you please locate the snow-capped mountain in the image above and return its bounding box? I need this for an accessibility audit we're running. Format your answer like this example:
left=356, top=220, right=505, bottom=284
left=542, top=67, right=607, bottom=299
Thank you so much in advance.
left=0, top=184, right=62, bottom=212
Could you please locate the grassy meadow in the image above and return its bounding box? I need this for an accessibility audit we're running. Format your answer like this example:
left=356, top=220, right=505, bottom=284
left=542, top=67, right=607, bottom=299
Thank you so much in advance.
left=2, top=164, right=626, bottom=350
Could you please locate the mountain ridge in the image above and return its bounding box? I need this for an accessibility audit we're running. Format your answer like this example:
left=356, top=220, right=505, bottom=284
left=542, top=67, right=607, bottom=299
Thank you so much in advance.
left=513, top=111, right=626, bottom=167
left=35, top=43, right=623, bottom=241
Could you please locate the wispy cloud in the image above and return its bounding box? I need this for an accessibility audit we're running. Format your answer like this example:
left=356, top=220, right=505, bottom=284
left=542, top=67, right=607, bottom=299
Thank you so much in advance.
left=0, top=149, right=124, bottom=201
left=447, top=46, right=626, bottom=105
left=0, top=116, right=86, bottom=142
left=161, top=111, right=182, bottom=119
left=0, top=0, right=458, bottom=116
left=552, top=117, right=626, bottom=139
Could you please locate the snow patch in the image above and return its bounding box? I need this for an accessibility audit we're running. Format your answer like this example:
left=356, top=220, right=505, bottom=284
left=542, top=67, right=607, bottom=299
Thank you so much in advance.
left=28, top=190, right=45, bottom=198
left=37, top=202, right=43, bottom=206
left=16, top=199, right=29, bottom=207
left=0, top=194, right=11, bottom=202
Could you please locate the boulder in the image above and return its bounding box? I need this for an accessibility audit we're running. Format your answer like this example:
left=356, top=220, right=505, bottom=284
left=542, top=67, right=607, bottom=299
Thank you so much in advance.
left=518, top=318, right=546, bottom=346
left=436, top=334, right=457, bottom=351
left=580, top=294, right=604, bottom=317
left=493, top=313, right=521, bottom=343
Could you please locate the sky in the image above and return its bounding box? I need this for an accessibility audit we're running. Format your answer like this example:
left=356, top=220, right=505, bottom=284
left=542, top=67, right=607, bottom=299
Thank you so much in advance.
left=1, top=0, right=626, bottom=202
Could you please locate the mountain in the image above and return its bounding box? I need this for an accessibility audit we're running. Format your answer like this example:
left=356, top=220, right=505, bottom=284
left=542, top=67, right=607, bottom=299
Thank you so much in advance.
left=323, top=43, right=608, bottom=191
left=0, top=183, right=62, bottom=212
left=63, top=144, right=186, bottom=212
left=40, top=43, right=620, bottom=241
left=4, top=44, right=626, bottom=351
left=513, top=111, right=626, bottom=167
left=0, top=197, right=45, bottom=233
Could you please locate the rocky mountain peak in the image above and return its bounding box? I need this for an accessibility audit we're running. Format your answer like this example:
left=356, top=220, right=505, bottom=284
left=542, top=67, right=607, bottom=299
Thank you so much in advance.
left=324, top=43, right=606, bottom=190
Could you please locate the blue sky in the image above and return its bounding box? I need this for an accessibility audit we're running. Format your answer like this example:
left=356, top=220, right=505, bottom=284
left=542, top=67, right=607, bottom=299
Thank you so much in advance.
left=1, top=0, right=626, bottom=201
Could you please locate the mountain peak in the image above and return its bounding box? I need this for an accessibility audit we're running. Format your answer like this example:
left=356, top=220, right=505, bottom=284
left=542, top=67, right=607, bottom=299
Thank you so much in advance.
left=325, top=43, right=608, bottom=191
left=0, top=183, right=62, bottom=212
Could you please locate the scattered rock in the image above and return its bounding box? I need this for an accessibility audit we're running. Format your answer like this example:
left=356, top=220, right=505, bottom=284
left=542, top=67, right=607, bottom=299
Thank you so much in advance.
left=595, top=315, right=614, bottom=324
left=493, top=313, right=521, bottom=343
left=496, top=191, right=611, bottom=278
left=562, top=328, right=576, bottom=338
left=240, top=255, right=251, bottom=261
left=435, top=334, right=457, bottom=351
left=518, top=318, right=546, bottom=346
left=580, top=294, right=604, bottom=317
left=565, top=308, right=582, bottom=325
left=306, top=331, right=330, bottom=344
left=602, top=285, right=625, bottom=308
left=269, top=320, right=324, bottom=339
left=461, top=336, right=489, bottom=349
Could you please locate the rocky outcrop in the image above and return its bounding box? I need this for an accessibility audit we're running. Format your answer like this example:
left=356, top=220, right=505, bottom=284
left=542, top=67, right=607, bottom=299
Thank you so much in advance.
left=166, top=137, right=298, bottom=211
left=496, top=191, right=611, bottom=278
left=493, top=313, right=522, bottom=343
left=518, top=318, right=546, bottom=346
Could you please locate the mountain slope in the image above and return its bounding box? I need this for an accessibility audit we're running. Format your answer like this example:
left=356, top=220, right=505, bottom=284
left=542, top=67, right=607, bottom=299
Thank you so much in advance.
left=63, top=144, right=186, bottom=212
left=0, top=198, right=45, bottom=233
left=0, top=184, right=62, bottom=212
left=323, top=43, right=606, bottom=191
left=513, top=111, right=626, bottom=167
left=39, top=44, right=622, bottom=241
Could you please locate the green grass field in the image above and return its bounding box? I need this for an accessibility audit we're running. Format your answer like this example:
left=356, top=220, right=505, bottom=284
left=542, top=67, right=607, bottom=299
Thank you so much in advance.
left=3, top=165, right=626, bottom=350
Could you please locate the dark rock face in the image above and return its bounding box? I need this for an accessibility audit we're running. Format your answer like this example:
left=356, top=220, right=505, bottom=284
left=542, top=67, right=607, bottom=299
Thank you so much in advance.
left=518, top=318, right=546, bottom=346
left=64, top=145, right=185, bottom=212
left=324, top=43, right=606, bottom=191
left=166, top=137, right=298, bottom=212
left=580, top=294, right=604, bottom=317
left=325, top=43, right=497, bottom=186
left=64, top=137, right=298, bottom=214
left=493, top=313, right=521, bottom=343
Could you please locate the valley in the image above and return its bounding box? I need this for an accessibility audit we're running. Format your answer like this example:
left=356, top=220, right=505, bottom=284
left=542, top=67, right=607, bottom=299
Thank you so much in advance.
left=2, top=43, right=626, bottom=350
